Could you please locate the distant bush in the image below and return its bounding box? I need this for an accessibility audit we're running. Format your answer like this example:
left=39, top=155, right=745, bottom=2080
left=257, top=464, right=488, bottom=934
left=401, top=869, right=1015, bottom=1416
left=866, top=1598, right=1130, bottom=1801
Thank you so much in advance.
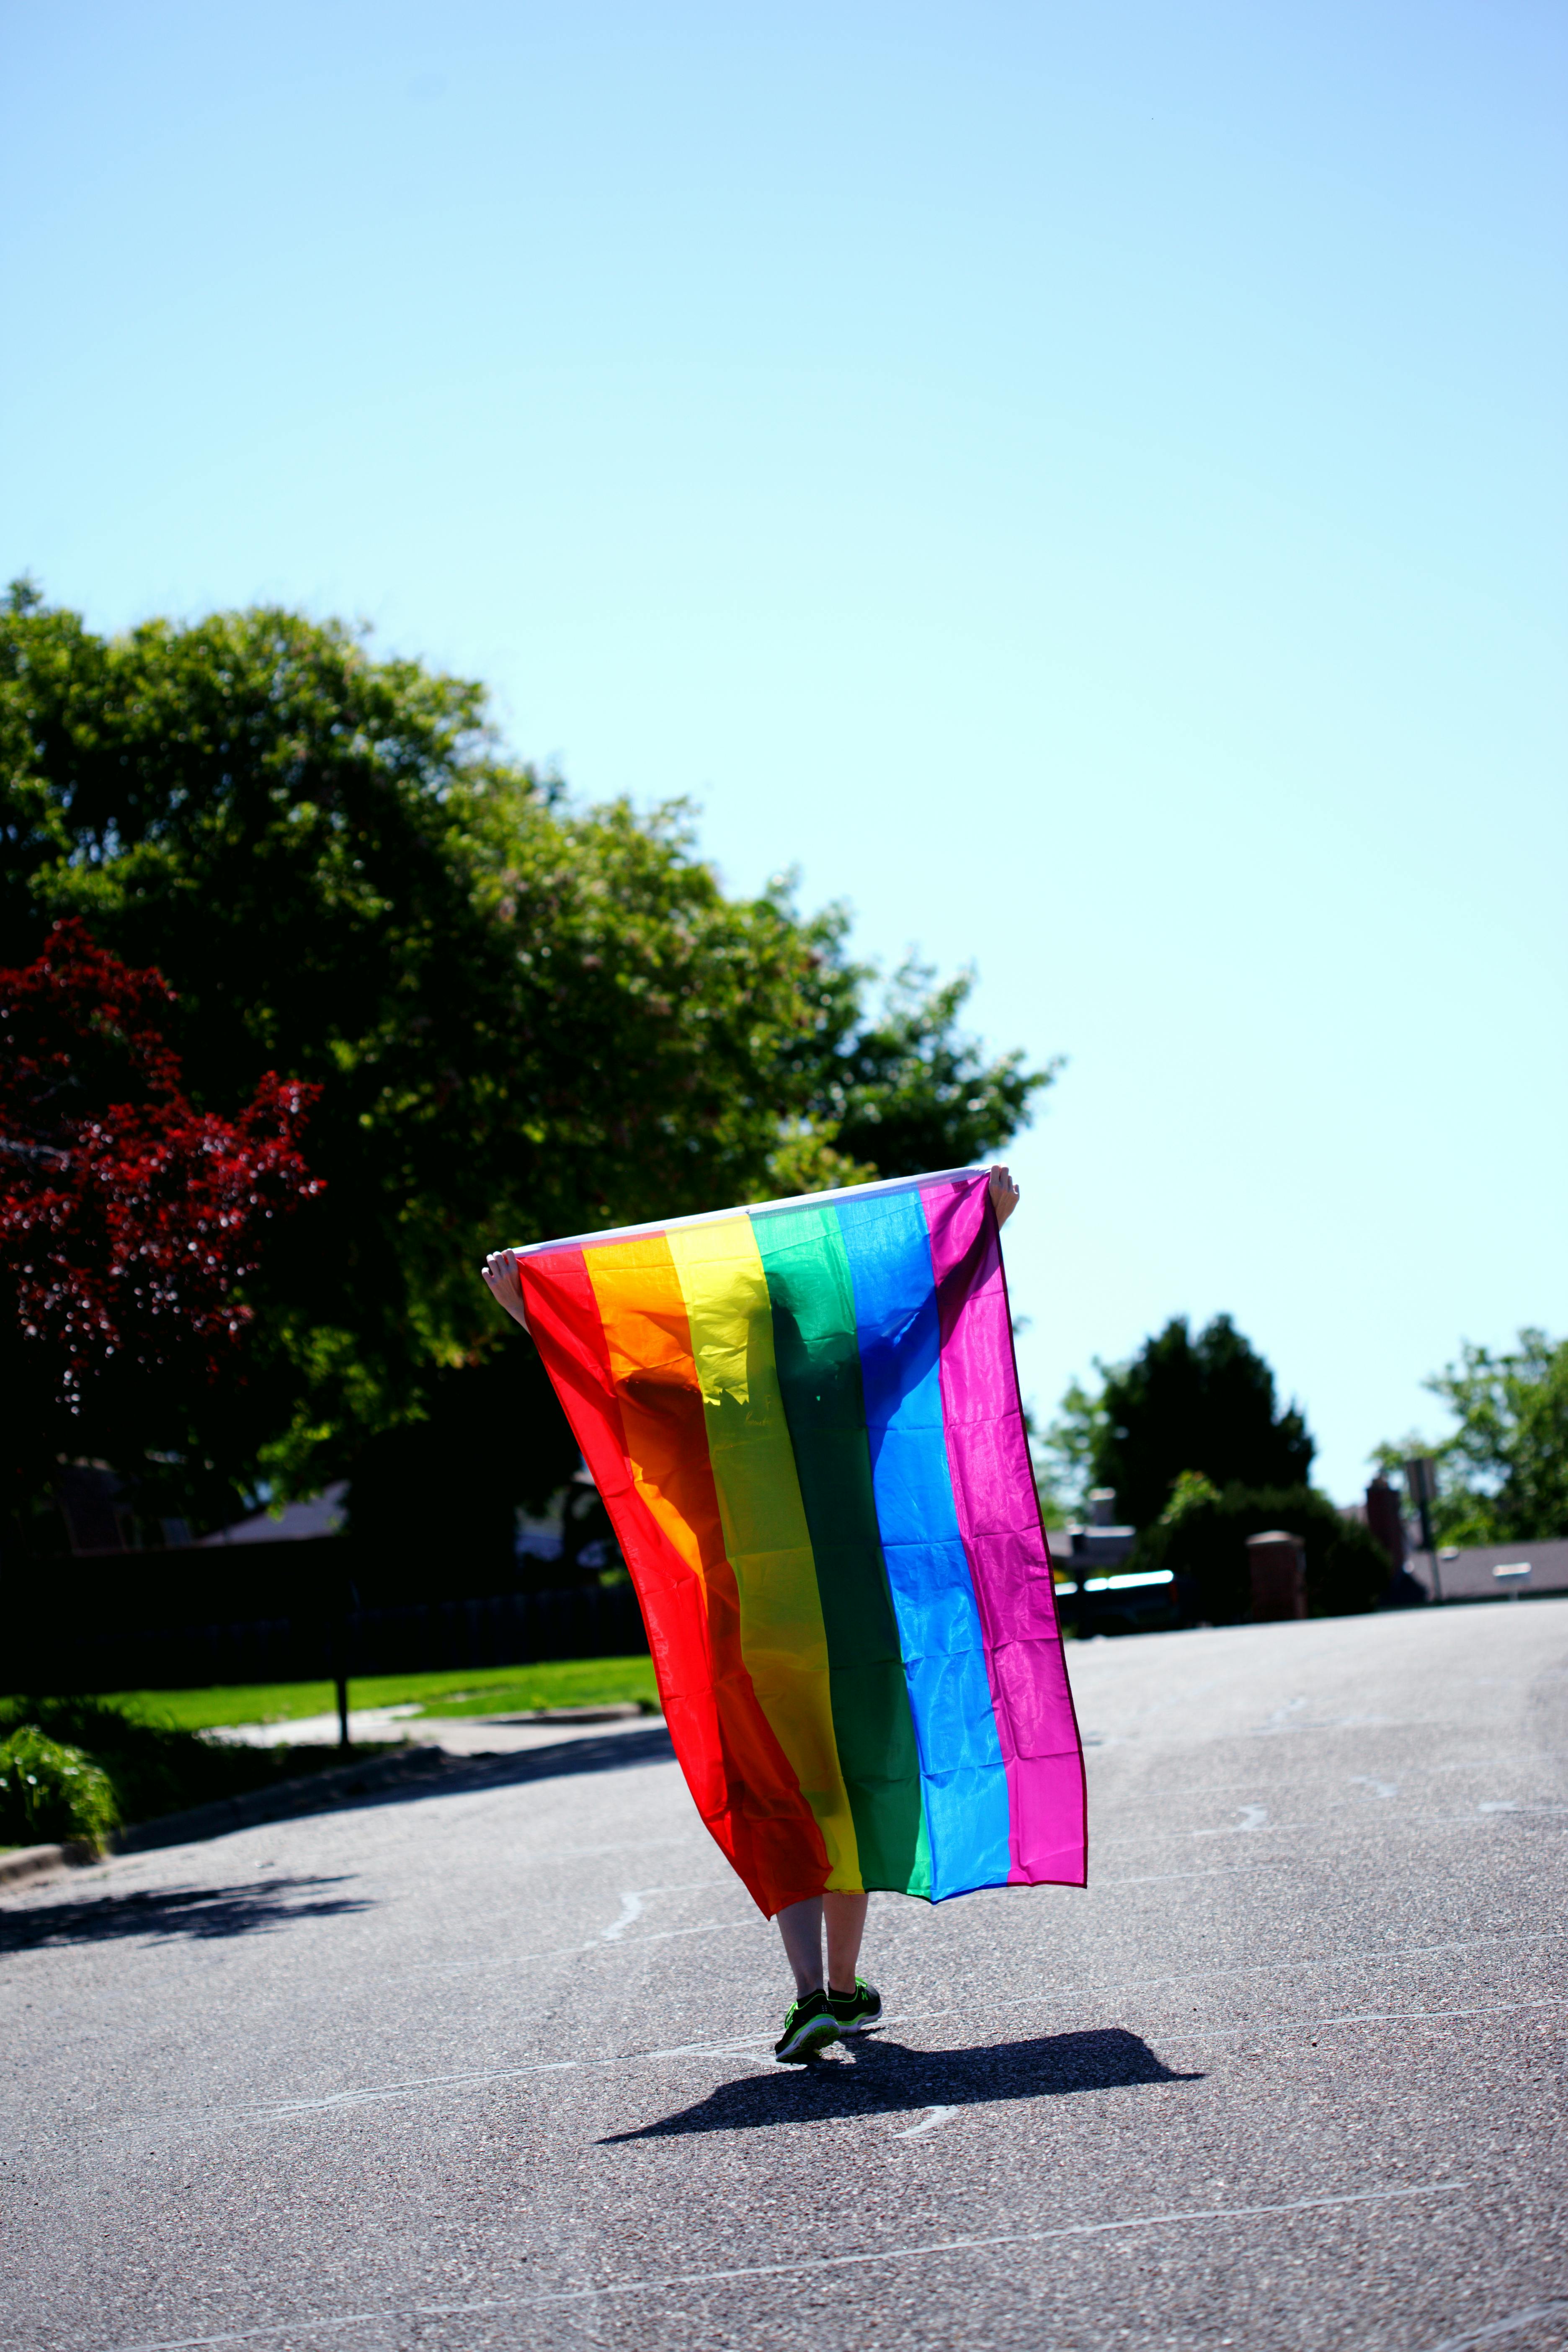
left=0, top=1725, right=120, bottom=1850
left=1127, top=1483, right=1392, bottom=1622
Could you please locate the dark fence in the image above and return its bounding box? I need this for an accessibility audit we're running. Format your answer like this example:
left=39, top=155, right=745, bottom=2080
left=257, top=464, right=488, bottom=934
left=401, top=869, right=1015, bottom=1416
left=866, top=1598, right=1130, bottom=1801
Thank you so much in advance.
left=3, top=1548, right=648, bottom=1695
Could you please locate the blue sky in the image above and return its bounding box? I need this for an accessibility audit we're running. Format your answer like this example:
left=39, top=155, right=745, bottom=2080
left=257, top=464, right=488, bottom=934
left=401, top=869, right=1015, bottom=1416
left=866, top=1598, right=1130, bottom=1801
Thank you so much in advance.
left=3, top=1, right=1563, bottom=1501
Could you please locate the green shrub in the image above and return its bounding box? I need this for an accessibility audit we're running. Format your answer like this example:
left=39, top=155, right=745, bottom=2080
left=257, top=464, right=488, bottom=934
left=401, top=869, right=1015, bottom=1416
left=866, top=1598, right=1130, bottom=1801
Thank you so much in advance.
left=0, top=1696, right=242, bottom=1827
left=1127, top=1483, right=1392, bottom=1622
left=0, top=1725, right=121, bottom=1851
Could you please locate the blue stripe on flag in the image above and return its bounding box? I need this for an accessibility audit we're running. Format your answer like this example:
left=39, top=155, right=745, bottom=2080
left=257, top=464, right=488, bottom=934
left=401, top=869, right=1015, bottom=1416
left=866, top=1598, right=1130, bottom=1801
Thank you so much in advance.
left=833, top=1187, right=1011, bottom=1898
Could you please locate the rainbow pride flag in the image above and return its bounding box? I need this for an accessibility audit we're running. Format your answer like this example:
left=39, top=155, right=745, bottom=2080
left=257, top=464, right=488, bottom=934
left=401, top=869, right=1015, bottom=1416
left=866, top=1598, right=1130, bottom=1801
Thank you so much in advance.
left=514, top=1166, right=1085, bottom=1917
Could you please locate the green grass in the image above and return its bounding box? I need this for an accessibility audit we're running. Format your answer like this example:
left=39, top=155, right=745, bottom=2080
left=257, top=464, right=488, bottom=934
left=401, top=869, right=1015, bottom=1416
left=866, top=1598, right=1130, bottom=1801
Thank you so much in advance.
left=103, top=1655, right=660, bottom=1733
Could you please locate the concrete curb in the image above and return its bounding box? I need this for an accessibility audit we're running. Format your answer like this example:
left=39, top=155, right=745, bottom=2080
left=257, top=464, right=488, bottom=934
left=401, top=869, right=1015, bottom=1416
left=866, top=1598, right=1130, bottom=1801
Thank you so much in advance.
left=468, top=1702, right=650, bottom=1727
left=0, top=1744, right=456, bottom=1891
left=115, top=1741, right=454, bottom=1854
left=0, top=1839, right=100, bottom=1889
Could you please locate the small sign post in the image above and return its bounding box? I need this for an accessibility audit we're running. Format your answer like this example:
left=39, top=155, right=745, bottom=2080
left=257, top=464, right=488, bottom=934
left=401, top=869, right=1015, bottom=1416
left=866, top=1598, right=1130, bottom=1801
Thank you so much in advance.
left=1404, top=1457, right=1442, bottom=1602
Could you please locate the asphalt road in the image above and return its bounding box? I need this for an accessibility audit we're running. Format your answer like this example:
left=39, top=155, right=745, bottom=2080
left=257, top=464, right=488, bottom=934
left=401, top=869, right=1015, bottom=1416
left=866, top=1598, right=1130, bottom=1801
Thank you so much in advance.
left=3, top=1602, right=1565, bottom=2352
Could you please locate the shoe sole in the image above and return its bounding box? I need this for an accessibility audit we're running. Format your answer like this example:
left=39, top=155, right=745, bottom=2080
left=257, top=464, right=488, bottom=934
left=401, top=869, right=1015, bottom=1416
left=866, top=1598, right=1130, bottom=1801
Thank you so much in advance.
left=775, top=2015, right=840, bottom=2063
left=830, top=2010, right=882, bottom=2035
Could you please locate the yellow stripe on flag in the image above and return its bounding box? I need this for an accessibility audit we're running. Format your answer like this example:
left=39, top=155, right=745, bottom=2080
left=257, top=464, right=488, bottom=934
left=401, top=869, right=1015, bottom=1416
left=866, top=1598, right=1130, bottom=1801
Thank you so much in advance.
left=666, top=1215, right=861, bottom=1890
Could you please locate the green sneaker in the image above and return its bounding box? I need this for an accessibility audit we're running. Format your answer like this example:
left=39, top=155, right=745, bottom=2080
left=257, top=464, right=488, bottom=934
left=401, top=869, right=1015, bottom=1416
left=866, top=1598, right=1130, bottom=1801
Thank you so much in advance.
left=827, top=1976, right=883, bottom=2034
left=774, top=1988, right=840, bottom=2063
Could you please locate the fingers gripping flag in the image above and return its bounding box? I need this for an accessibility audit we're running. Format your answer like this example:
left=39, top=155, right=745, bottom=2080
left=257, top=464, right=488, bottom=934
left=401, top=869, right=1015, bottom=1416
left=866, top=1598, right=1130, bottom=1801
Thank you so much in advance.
left=513, top=1167, right=1086, bottom=1916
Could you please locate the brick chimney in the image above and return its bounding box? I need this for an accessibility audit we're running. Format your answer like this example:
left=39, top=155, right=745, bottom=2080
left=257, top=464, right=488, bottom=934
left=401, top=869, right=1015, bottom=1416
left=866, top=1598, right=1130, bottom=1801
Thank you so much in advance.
left=1364, top=1475, right=1406, bottom=1571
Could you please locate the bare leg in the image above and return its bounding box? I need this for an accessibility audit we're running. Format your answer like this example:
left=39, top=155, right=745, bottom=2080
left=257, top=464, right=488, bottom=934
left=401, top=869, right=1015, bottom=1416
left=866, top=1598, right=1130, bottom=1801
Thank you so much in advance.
left=776, top=1896, right=824, bottom=1997
left=824, top=1891, right=869, bottom=1995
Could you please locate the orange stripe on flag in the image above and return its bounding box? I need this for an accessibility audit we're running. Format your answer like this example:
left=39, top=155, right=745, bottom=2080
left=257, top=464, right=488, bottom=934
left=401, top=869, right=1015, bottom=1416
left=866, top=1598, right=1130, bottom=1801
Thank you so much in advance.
left=576, top=1234, right=828, bottom=1913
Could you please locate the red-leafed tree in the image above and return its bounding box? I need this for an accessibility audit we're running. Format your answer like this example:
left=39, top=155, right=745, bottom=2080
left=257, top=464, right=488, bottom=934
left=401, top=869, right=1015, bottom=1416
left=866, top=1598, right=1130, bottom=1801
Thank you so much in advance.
left=0, top=920, right=320, bottom=1532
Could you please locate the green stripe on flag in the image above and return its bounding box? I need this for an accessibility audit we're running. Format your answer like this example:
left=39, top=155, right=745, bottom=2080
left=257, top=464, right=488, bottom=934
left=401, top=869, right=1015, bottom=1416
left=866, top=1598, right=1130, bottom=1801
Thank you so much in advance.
left=754, top=1202, right=928, bottom=1896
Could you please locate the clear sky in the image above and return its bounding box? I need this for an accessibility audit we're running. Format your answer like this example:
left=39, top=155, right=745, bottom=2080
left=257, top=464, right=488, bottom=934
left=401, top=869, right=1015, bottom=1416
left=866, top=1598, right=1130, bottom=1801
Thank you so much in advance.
left=3, top=1, right=1563, bottom=1502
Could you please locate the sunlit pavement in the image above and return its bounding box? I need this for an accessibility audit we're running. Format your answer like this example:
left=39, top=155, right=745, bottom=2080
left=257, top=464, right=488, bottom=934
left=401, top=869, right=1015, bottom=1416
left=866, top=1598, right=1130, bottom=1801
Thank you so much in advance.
left=3, top=1602, right=1565, bottom=2352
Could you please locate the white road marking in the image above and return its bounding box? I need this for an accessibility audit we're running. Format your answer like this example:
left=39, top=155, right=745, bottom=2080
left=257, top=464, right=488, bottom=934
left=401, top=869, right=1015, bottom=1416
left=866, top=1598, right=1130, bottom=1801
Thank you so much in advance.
left=598, top=1880, right=735, bottom=1941
left=895, top=2103, right=955, bottom=2139
left=498, top=1836, right=697, bottom=1864
left=1189, top=1996, right=1568, bottom=2045
left=1194, top=1805, right=1270, bottom=1836
left=1092, top=1862, right=1279, bottom=1888
left=1419, top=2301, right=1568, bottom=2351
left=104, top=2179, right=1470, bottom=2349
left=1254, top=1699, right=1309, bottom=1733
left=253, top=2027, right=783, bottom=2115
left=600, top=1893, right=644, bottom=1940
left=373, top=1908, right=755, bottom=1985
left=1088, top=1796, right=1568, bottom=1853
left=237, top=1927, right=1568, bottom=2121
left=918, top=1929, right=1568, bottom=2035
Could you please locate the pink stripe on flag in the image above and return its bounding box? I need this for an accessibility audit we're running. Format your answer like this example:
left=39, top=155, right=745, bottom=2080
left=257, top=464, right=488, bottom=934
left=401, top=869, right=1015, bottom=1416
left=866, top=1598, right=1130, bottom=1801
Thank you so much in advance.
left=922, top=1175, right=1087, bottom=1886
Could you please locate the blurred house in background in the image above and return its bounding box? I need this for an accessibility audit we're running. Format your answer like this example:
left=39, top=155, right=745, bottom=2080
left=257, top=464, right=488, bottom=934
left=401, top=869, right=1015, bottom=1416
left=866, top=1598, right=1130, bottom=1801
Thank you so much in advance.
left=195, top=1484, right=348, bottom=1547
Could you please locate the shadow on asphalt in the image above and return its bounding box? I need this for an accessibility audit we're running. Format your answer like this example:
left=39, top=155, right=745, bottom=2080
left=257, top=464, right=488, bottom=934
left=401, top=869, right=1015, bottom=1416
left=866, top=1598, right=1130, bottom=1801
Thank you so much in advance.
left=0, top=1875, right=371, bottom=1952
left=406, top=1724, right=677, bottom=1795
left=313, top=1725, right=680, bottom=1819
left=106, top=1725, right=682, bottom=1859
left=601, top=2028, right=1201, bottom=2139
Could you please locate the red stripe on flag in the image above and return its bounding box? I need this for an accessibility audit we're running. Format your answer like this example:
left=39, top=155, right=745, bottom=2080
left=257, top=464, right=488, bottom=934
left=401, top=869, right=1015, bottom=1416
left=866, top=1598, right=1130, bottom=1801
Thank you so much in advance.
left=519, top=1243, right=827, bottom=1915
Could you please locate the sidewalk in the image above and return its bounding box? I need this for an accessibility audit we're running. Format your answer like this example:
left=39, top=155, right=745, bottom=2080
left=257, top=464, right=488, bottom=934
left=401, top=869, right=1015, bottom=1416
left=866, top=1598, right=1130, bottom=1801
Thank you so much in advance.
left=205, top=1700, right=653, bottom=1753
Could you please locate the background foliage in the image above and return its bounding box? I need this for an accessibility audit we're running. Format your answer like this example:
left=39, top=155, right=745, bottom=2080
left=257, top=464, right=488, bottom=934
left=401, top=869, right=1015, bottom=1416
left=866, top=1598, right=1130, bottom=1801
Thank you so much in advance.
left=1040, top=1313, right=1315, bottom=1531
left=1125, top=1480, right=1391, bottom=1622
left=0, top=919, right=320, bottom=1537
left=1, top=588, right=1052, bottom=1562
left=1379, top=1328, right=1568, bottom=1547
left=0, top=1721, right=120, bottom=1850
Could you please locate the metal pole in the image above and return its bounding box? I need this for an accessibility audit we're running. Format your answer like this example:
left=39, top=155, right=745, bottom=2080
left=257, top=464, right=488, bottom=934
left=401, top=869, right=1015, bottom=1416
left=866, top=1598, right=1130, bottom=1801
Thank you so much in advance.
left=334, top=1577, right=358, bottom=1750
left=1405, top=1458, right=1442, bottom=1604
left=1420, top=1494, right=1439, bottom=1602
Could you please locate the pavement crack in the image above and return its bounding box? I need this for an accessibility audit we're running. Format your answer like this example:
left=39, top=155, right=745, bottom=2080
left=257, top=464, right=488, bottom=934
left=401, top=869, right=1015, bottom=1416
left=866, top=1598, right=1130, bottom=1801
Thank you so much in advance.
left=101, top=2180, right=1472, bottom=2347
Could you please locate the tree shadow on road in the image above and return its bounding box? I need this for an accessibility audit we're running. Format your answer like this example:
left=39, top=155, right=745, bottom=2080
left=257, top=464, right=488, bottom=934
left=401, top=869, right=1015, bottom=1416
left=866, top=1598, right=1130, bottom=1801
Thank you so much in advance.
left=0, top=1875, right=370, bottom=1952
left=398, top=1725, right=678, bottom=1798
left=601, top=2029, right=1202, bottom=2141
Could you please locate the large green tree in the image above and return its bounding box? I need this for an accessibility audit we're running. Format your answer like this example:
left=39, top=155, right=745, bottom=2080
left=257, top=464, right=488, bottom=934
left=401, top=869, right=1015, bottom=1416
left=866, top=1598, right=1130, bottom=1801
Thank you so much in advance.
left=1045, top=1314, right=1315, bottom=1531
left=1380, top=1329, right=1568, bottom=1547
left=2, top=587, right=1052, bottom=1554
